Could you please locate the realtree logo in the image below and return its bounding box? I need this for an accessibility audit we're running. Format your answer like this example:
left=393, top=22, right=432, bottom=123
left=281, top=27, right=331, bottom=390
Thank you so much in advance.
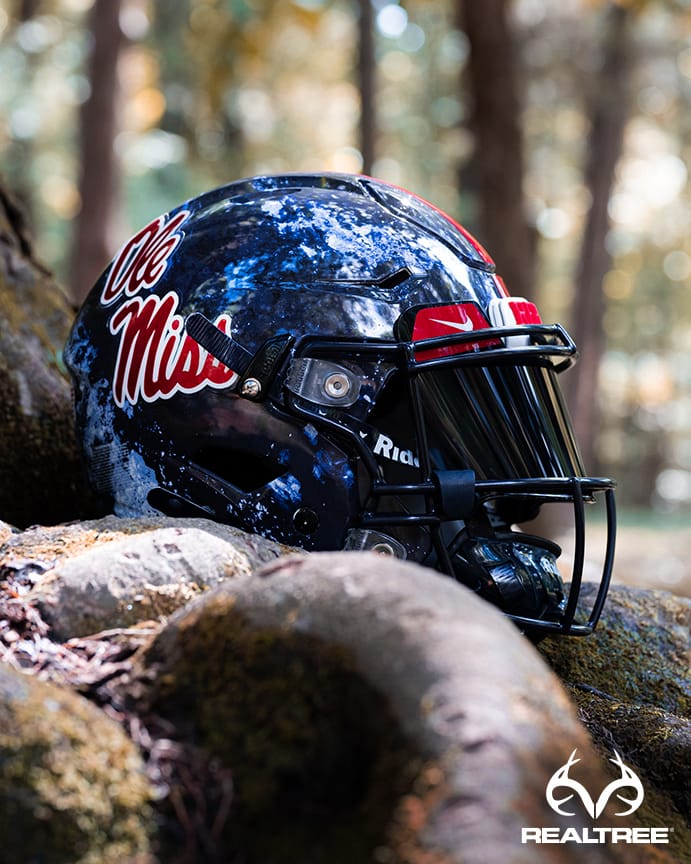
left=548, top=749, right=643, bottom=819
left=521, top=749, right=671, bottom=846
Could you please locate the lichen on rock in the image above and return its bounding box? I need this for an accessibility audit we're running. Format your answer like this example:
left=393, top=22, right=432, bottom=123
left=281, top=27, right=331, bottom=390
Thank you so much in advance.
left=1, top=510, right=688, bottom=862
left=0, top=663, right=155, bottom=864
left=539, top=583, right=690, bottom=861
left=3, top=515, right=295, bottom=640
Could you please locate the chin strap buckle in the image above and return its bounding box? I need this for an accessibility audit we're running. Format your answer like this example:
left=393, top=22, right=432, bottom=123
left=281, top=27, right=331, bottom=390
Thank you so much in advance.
left=186, top=313, right=293, bottom=400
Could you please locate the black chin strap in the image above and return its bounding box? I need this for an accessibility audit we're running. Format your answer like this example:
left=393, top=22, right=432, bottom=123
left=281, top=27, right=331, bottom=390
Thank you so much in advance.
left=185, top=312, right=253, bottom=375
left=186, top=312, right=295, bottom=400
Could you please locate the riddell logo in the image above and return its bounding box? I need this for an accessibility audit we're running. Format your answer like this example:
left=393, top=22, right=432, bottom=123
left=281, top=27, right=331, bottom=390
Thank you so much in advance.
left=373, top=433, right=420, bottom=468
left=521, top=749, right=672, bottom=846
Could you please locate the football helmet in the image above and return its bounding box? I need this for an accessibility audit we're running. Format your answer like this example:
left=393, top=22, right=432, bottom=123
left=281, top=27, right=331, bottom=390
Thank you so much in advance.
left=65, top=173, right=616, bottom=637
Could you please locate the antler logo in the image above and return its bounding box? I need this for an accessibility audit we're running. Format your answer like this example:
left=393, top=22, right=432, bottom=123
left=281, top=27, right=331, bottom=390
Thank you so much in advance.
left=546, top=750, right=644, bottom=820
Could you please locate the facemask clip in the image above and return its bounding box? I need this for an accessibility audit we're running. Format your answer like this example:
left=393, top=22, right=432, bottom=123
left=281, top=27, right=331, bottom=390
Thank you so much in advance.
left=286, top=358, right=361, bottom=407
left=433, top=469, right=476, bottom=519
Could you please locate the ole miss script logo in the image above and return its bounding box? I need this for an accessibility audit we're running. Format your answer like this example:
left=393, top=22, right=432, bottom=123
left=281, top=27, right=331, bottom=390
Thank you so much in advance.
left=101, top=210, right=237, bottom=407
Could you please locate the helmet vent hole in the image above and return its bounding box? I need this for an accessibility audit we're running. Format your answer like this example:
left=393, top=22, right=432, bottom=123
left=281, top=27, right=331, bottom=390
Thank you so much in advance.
left=377, top=267, right=412, bottom=290
left=192, top=445, right=283, bottom=493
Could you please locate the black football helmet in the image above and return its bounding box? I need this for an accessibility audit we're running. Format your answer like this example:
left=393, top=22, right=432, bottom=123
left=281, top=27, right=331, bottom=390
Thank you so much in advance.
left=64, top=173, right=616, bottom=636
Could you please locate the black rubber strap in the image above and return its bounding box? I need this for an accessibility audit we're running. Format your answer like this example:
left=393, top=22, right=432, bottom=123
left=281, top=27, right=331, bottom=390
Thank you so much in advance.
left=432, top=469, right=476, bottom=519
left=185, top=312, right=253, bottom=374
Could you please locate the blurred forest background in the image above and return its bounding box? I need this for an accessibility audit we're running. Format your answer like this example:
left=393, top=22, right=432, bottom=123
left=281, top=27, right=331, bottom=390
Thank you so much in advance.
left=1, top=0, right=690, bottom=593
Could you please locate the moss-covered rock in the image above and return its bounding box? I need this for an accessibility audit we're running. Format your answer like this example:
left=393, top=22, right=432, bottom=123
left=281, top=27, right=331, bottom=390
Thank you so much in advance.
left=540, top=584, right=689, bottom=715
left=126, top=552, right=665, bottom=864
left=539, top=583, right=690, bottom=861
left=0, top=179, right=98, bottom=527
left=0, top=663, right=155, bottom=864
left=142, top=600, right=416, bottom=863
left=2, top=509, right=687, bottom=862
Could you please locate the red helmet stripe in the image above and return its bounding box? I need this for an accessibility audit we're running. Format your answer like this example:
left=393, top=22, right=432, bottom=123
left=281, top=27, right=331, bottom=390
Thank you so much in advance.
left=411, top=303, right=501, bottom=360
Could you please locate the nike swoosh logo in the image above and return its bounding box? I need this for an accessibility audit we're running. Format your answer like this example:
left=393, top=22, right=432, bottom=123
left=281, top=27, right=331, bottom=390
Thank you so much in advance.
left=429, top=317, right=474, bottom=332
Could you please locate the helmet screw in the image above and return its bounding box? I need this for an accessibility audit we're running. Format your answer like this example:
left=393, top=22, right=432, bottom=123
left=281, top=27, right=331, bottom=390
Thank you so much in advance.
left=241, top=377, right=262, bottom=398
left=323, top=371, right=350, bottom=400
left=371, top=542, right=395, bottom=556
left=293, top=507, right=319, bottom=535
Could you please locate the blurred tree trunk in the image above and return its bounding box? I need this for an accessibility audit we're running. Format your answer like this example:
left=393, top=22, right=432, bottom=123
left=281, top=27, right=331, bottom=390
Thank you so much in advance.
left=19, top=0, right=40, bottom=19
left=458, top=0, right=535, bottom=300
left=358, top=0, right=377, bottom=175
left=8, top=0, right=42, bottom=224
left=563, top=3, right=633, bottom=473
left=70, top=0, right=124, bottom=305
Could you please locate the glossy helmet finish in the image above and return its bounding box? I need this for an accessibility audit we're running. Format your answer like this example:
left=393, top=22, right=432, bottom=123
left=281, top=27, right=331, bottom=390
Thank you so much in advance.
left=65, top=173, right=616, bottom=637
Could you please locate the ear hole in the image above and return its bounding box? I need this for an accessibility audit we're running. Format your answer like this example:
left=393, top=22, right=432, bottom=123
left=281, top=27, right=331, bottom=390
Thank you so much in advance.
left=192, top=445, right=283, bottom=493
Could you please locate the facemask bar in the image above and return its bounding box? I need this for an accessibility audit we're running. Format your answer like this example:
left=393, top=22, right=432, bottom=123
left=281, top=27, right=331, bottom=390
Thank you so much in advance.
left=452, top=477, right=616, bottom=635
left=283, top=322, right=616, bottom=635
left=285, top=319, right=581, bottom=487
